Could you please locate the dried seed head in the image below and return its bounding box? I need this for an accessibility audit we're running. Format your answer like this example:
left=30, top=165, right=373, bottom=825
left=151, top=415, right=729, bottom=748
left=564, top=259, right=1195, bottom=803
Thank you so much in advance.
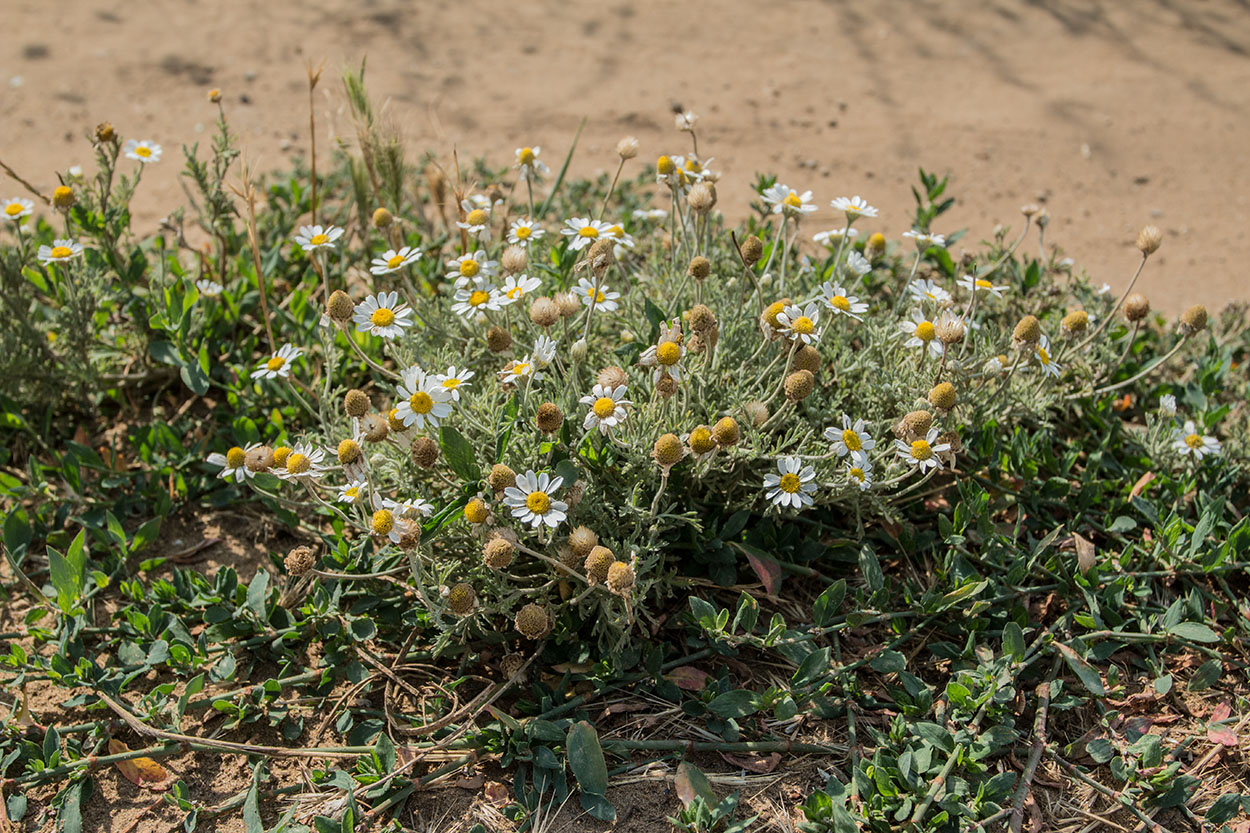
left=564, top=480, right=586, bottom=509
left=483, top=536, right=515, bottom=570
left=1124, top=293, right=1151, bottom=322
left=597, top=366, right=629, bottom=389
left=688, top=182, right=716, bottom=214
left=464, top=497, right=489, bottom=525
left=928, top=382, right=957, bottom=412
left=745, top=400, right=770, bottom=427
left=529, top=296, right=560, bottom=328
left=655, top=373, right=678, bottom=398
left=344, top=389, right=371, bottom=417
left=568, top=526, right=598, bottom=558
left=1061, top=310, right=1089, bottom=337
left=398, top=521, right=422, bottom=550
left=488, top=464, right=517, bottom=492
left=52, top=185, right=75, bottom=210
left=689, top=304, right=716, bottom=333
left=327, top=290, right=355, bottom=322
left=1012, top=315, right=1041, bottom=348
left=555, top=291, right=581, bottom=318
left=1178, top=304, right=1208, bottom=336
left=284, top=546, right=315, bottom=576
left=337, top=438, right=363, bottom=465
left=740, top=234, right=764, bottom=266
left=372, top=207, right=393, bottom=228
left=653, top=433, right=685, bottom=467
left=536, top=402, right=564, bottom=434
left=865, top=232, right=886, bottom=259
left=361, top=413, right=388, bottom=443
left=1136, top=225, right=1163, bottom=256
left=606, top=561, right=635, bottom=596
left=616, top=135, right=640, bottom=159
left=501, top=244, right=528, bottom=274
left=95, top=122, right=117, bottom=143
left=938, top=430, right=962, bottom=456
left=688, top=256, right=711, bottom=280
left=447, top=583, right=476, bottom=616
left=713, top=416, right=741, bottom=446
left=901, top=410, right=934, bottom=439
left=500, top=652, right=527, bottom=681
left=688, top=425, right=715, bottom=456
left=935, top=314, right=966, bottom=346
left=514, top=604, right=552, bottom=639
left=411, top=436, right=440, bottom=468
left=585, top=546, right=616, bottom=584
left=784, top=369, right=816, bottom=402
left=792, top=344, right=822, bottom=375
left=245, top=445, right=274, bottom=472
left=486, top=326, right=513, bottom=353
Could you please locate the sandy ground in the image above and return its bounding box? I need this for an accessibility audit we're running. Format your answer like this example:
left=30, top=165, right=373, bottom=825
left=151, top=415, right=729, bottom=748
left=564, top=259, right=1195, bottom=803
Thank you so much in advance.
left=3, top=1, right=1250, bottom=311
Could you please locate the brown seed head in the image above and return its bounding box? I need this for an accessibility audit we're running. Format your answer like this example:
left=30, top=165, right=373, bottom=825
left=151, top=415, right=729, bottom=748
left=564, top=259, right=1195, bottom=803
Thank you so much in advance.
left=740, top=235, right=764, bottom=266
left=536, top=402, right=564, bottom=434
left=360, top=413, right=388, bottom=443
left=344, top=389, right=371, bottom=417
left=488, top=463, right=517, bottom=492
left=712, top=416, right=741, bottom=446
left=284, top=546, right=315, bottom=576
left=597, top=366, right=629, bottom=390
left=555, top=292, right=581, bottom=318
left=244, top=445, right=274, bottom=472
left=606, top=561, right=635, bottom=595
left=901, top=410, right=934, bottom=439
left=501, top=244, right=528, bottom=274
left=784, top=370, right=816, bottom=402
left=745, top=400, right=769, bottom=427
left=94, top=122, right=116, bottom=144
left=688, top=182, right=716, bottom=214
left=1178, top=304, right=1208, bottom=336
left=1061, top=310, right=1089, bottom=337
left=688, top=256, right=711, bottom=280
left=447, top=583, right=476, bottom=616
left=935, top=314, right=966, bottom=346
left=1012, top=315, right=1042, bottom=348
left=655, top=373, right=678, bottom=398
left=529, top=296, right=560, bottom=328
left=514, top=604, right=552, bottom=639
left=1136, top=225, right=1163, bottom=256
left=616, top=135, right=640, bottom=159
left=500, top=652, right=527, bottom=681
left=411, top=436, right=440, bottom=468
left=1124, top=293, right=1151, bottom=323
left=565, top=479, right=586, bottom=509
left=928, top=382, right=957, bottom=412
left=483, top=537, right=515, bottom=569
left=792, top=344, right=822, bottom=375
left=327, top=290, right=355, bottom=322
left=398, top=521, right=422, bottom=550
left=486, top=326, right=513, bottom=353
left=689, top=304, right=716, bottom=333
left=584, top=546, right=616, bottom=584
left=568, top=526, right=598, bottom=558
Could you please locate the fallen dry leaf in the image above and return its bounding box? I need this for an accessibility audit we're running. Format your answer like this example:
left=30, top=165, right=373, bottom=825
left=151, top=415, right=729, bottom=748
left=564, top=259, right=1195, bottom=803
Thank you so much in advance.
left=665, top=665, right=710, bottom=692
left=720, top=751, right=781, bottom=773
left=744, top=549, right=782, bottom=596
left=108, top=739, right=172, bottom=791
left=483, top=780, right=510, bottom=807
left=1208, top=702, right=1238, bottom=747
left=1130, top=471, right=1156, bottom=498
left=1073, top=532, right=1096, bottom=575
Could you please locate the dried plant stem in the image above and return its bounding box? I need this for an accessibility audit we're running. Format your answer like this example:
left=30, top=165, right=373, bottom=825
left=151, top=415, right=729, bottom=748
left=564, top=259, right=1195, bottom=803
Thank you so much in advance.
left=1008, top=656, right=1061, bottom=833
left=1088, top=336, right=1188, bottom=397
left=307, top=61, right=324, bottom=226
left=231, top=162, right=276, bottom=354
left=1079, top=253, right=1148, bottom=349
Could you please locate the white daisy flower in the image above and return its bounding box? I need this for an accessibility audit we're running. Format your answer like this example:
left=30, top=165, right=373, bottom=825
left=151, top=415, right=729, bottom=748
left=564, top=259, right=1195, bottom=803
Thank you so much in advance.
left=604, top=222, right=635, bottom=250
left=561, top=217, right=611, bottom=251
left=507, top=218, right=545, bottom=247
left=762, top=184, right=817, bottom=216
left=764, top=457, right=817, bottom=510
left=395, top=369, right=453, bottom=430
left=435, top=366, right=475, bottom=401
left=895, top=428, right=951, bottom=473
left=369, top=246, right=421, bottom=276
left=280, top=442, right=328, bottom=481
left=824, top=414, right=876, bottom=462
left=902, top=229, right=946, bottom=249
left=957, top=274, right=1008, bottom=297
left=899, top=311, right=944, bottom=357
left=456, top=199, right=492, bottom=239
left=1159, top=394, right=1177, bottom=417
left=369, top=501, right=405, bottom=544
left=37, top=238, right=84, bottom=265
left=678, top=154, right=717, bottom=182
left=577, top=278, right=620, bottom=312
left=1173, top=421, right=1221, bottom=459
left=500, top=356, right=537, bottom=385
left=533, top=335, right=558, bottom=368
left=206, top=444, right=258, bottom=482
left=675, top=111, right=699, bottom=131
left=382, top=496, right=435, bottom=518
left=451, top=277, right=501, bottom=318
left=639, top=320, right=686, bottom=382
left=844, top=251, right=873, bottom=278
left=580, top=383, right=631, bottom=434
left=831, top=195, right=878, bottom=221
left=1033, top=335, right=1061, bottom=378
left=498, top=274, right=541, bottom=305
left=515, top=146, right=550, bottom=182
left=123, top=139, right=162, bottom=163
left=195, top=278, right=224, bottom=297
left=2, top=197, right=34, bottom=221
left=813, top=227, right=859, bottom=248
left=847, top=460, right=874, bottom=491
left=984, top=355, right=1006, bottom=374
left=338, top=480, right=367, bottom=504
left=907, top=279, right=953, bottom=305
left=818, top=282, right=868, bottom=321
left=446, top=250, right=497, bottom=285
left=252, top=343, right=302, bottom=380
left=353, top=291, right=414, bottom=339
left=503, top=470, right=568, bottom=529
left=293, top=224, right=344, bottom=252
left=775, top=302, right=822, bottom=345
left=631, top=208, right=669, bottom=221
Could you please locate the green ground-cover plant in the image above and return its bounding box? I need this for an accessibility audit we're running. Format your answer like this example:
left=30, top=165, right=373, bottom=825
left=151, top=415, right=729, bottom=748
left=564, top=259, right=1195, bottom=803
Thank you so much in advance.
left=0, top=72, right=1248, bottom=832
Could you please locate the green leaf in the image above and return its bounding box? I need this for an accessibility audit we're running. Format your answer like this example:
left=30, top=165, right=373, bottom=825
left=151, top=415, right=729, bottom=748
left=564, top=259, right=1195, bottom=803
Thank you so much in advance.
left=1003, top=622, right=1025, bottom=662
left=1055, top=642, right=1105, bottom=696
left=566, top=721, right=608, bottom=796
left=813, top=580, right=846, bottom=627
left=374, top=732, right=396, bottom=773
left=706, top=689, right=757, bottom=720
left=242, top=762, right=263, bottom=833
left=246, top=570, right=269, bottom=621
left=674, top=761, right=716, bottom=808
left=858, top=545, right=884, bottom=592
left=1168, top=621, right=1220, bottom=644
left=58, top=779, right=83, bottom=833
left=440, top=425, right=481, bottom=482
left=913, top=722, right=954, bottom=753
left=1206, top=792, right=1246, bottom=824
left=792, top=647, right=831, bottom=688
left=938, top=579, right=988, bottom=610
left=47, top=530, right=87, bottom=615
left=1188, top=658, right=1222, bottom=692
left=870, top=649, right=906, bottom=674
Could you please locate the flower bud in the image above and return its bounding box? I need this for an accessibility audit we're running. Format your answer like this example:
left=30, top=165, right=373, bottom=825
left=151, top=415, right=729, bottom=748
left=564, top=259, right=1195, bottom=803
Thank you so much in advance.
left=784, top=370, right=815, bottom=402
left=536, top=402, right=564, bottom=434
left=372, top=207, right=393, bottom=228
left=616, top=136, right=640, bottom=160
left=1124, top=293, right=1150, bottom=323
left=1136, top=225, right=1162, bottom=256
left=570, top=338, right=588, bottom=362
left=1178, top=304, right=1208, bottom=337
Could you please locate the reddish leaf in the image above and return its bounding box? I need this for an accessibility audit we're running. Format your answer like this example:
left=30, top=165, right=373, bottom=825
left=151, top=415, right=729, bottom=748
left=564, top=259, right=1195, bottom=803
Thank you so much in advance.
left=720, top=751, right=781, bottom=773
left=1130, top=471, right=1155, bottom=498
left=745, top=550, right=782, bottom=596
left=1208, top=702, right=1238, bottom=747
left=674, top=761, right=713, bottom=809
left=483, top=780, right=510, bottom=806
left=665, top=666, right=710, bottom=692
left=108, top=739, right=172, bottom=791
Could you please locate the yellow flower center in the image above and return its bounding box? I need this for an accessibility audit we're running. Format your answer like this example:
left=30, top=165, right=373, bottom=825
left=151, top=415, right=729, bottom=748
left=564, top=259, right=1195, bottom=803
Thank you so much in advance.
left=849, top=467, right=866, bottom=482
left=831, top=295, right=850, bottom=312
left=466, top=208, right=488, bottom=226
left=134, top=145, right=152, bottom=158
left=1038, top=348, right=1051, bottom=365
left=459, top=259, right=480, bottom=278
left=1185, top=433, right=1203, bottom=449
left=309, top=233, right=329, bottom=246
left=388, top=408, right=405, bottom=430
left=287, top=453, right=311, bottom=474
left=49, top=246, right=73, bottom=259
left=515, top=225, right=531, bottom=239
left=764, top=301, right=786, bottom=327
left=587, top=287, right=606, bottom=303
left=910, top=440, right=933, bottom=461
left=506, top=286, right=523, bottom=299
left=511, top=362, right=531, bottom=377
left=793, top=316, right=815, bottom=335
left=266, top=356, right=286, bottom=372
left=371, top=307, right=396, bottom=327
left=518, top=147, right=535, bottom=165
left=592, top=397, right=617, bottom=419
left=526, top=491, right=551, bottom=514
left=344, top=486, right=359, bottom=499
left=607, top=224, right=624, bottom=238
left=225, top=447, right=246, bottom=468
left=779, top=473, right=802, bottom=493
left=372, top=509, right=394, bottom=535
left=915, top=321, right=935, bottom=342
left=442, top=378, right=461, bottom=389
left=578, top=225, right=599, bottom=238
left=842, top=429, right=862, bottom=452
left=783, top=191, right=802, bottom=208
left=409, top=391, right=434, bottom=414
left=657, top=155, right=675, bottom=175
left=975, top=279, right=993, bottom=289
left=387, top=254, right=406, bottom=269
left=469, top=290, right=490, bottom=307
left=272, top=446, right=292, bottom=467
left=4, top=203, right=22, bottom=216
left=684, top=159, right=702, bottom=173
left=337, top=439, right=361, bottom=464
left=656, top=341, right=681, bottom=366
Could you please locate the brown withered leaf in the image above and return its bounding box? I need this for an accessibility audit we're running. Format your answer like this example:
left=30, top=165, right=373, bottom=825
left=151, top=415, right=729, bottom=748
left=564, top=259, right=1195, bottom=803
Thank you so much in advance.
left=1073, top=533, right=1097, bottom=575
left=483, top=780, right=510, bottom=807
left=744, top=549, right=782, bottom=596
left=665, top=665, right=710, bottom=691
left=108, top=739, right=172, bottom=791
left=1130, top=471, right=1156, bottom=498
left=1208, top=702, right=1238, bottom=747
left=720, top=752, right=781, bottom=773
